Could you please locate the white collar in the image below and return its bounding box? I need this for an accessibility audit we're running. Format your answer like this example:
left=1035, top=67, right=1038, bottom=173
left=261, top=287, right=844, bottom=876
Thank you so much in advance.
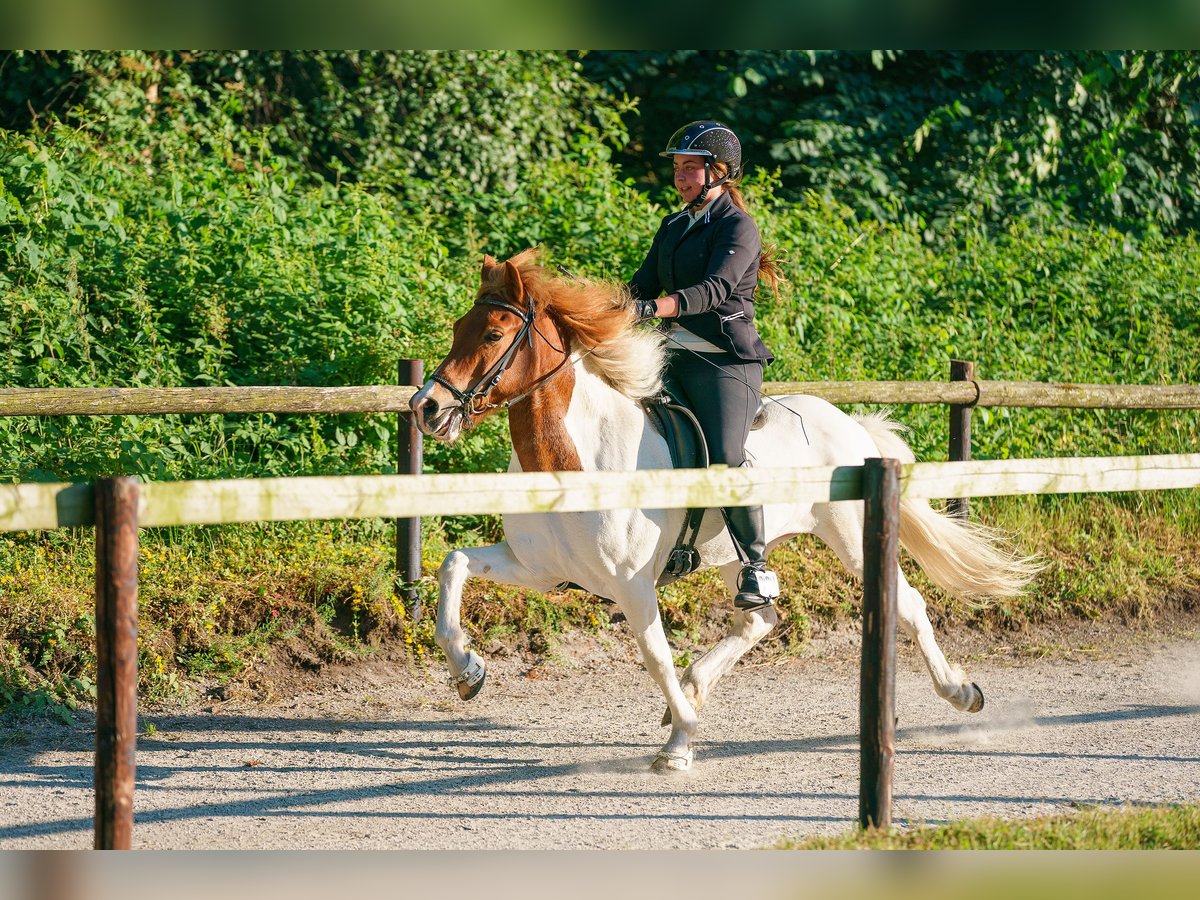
left=689, top=195, right=719, bottom=223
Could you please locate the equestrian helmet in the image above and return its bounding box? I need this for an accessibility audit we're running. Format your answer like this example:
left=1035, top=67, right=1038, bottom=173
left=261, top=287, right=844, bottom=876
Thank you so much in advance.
left=660, top=121, right=743, bottom=180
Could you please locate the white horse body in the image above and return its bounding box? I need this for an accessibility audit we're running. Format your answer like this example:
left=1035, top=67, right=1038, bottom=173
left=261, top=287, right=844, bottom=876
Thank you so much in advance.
left=428, top=351, right=1030, bottom=771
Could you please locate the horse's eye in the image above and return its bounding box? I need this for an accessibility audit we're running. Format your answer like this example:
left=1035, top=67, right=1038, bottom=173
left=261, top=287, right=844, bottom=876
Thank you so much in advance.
left=485, top=331, right=504, bottom=343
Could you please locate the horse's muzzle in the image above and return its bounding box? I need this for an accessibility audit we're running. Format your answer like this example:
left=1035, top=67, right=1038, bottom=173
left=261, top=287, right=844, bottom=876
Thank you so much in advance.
left=410, top=384, right=464, bottom=441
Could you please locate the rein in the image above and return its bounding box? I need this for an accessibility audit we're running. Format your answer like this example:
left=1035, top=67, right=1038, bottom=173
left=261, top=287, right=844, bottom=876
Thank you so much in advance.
left=430, top=296, right=574, bottom=428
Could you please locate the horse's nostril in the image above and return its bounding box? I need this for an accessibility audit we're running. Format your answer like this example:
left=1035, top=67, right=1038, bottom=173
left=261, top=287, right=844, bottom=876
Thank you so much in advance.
left=411, top=394, right=437, bottom=419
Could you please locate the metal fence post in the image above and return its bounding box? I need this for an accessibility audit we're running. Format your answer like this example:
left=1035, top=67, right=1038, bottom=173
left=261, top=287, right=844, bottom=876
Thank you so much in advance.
left=397, top=359, right=424, bottom=619
left=860, top=457, right=899, bottom=831
left=948, top=359, right=976, bottom=520
left=94, top=476, right=139, bottom=850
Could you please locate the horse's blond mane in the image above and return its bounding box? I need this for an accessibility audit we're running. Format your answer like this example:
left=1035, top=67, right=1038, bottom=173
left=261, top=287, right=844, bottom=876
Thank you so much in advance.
left=489, top=249, right=665, bottom=401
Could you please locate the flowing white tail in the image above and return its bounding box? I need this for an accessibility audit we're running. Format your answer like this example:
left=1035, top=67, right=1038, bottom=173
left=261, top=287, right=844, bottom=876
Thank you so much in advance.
left=856, top=412, right=1042, bottom=600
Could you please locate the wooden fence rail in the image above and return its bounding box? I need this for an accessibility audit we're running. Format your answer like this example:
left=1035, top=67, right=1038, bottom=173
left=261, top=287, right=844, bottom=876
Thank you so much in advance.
left=5, top=367, right=1195, bottom=575
left=5, top=453, right=1200, bottom=533
left=4, top=379, right=1199, bottom=416
left=0, top=385, right=418, bottom=416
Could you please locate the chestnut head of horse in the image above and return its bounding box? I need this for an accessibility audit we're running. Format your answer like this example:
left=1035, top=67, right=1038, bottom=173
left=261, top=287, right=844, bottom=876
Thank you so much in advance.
left=409, top=249, right=643, bottom=454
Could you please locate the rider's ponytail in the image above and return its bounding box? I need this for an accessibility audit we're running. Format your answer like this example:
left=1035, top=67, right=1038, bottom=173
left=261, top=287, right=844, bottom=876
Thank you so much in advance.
left=712, top=163, right=784, bottom=301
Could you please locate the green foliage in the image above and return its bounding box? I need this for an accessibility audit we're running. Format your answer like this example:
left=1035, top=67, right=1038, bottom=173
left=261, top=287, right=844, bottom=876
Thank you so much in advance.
left=4, top=50, right=1196, bottom=482
left=0, top=111, right=459, bottom=480
left=1, top=51, right=632, bottom=193
left=580, top=50, right=1200, bottom=237
left=0, top=521, right=413, bottom=711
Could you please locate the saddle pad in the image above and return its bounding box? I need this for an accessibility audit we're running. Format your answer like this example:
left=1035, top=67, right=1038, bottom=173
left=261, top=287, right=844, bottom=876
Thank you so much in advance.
left=644, top=399, right=708, bottom=471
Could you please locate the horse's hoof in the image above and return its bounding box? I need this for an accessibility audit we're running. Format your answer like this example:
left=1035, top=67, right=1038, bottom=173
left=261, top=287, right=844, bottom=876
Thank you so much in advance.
left=454, top=651, right=486, bottom=701
left=651, top=750, right=693, bottom=773
left=967, top=682, right=984, bottom=713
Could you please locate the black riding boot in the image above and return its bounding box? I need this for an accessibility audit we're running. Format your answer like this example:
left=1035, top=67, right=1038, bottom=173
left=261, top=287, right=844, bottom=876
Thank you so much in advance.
left=722, top=505, right=779, bottom=609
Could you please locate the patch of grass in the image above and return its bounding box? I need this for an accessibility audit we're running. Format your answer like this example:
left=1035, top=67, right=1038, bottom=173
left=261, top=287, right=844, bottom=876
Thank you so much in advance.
left=962, top=492, right=1200, bottom=628
left=775, top=802, right=1200, bottom=849
left=0, top=727, right=31, bottom=747
left=1, top=519, right=417, bottom=710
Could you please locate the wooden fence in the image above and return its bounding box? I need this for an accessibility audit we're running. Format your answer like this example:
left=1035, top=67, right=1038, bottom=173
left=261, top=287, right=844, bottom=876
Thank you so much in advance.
left=4, top=451, right=1200, bottom=844
left=4, top=359, right=1199, bottom=595
left=5, top=374, right=1200, bottom=416
left=3, top=363, right=1199, bottom=842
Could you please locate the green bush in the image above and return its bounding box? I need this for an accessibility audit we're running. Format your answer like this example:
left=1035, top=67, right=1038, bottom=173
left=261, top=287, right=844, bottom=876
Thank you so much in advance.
left=3, top=115, right=1199, bottom=482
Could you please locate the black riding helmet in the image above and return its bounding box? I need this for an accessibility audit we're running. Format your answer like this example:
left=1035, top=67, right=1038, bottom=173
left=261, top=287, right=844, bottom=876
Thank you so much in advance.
left=660, top=120, right=743, bottom=209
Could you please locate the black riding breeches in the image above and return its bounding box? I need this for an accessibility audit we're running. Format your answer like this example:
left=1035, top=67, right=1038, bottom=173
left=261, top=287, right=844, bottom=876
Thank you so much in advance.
left=661, top=350, right=764, bottom=468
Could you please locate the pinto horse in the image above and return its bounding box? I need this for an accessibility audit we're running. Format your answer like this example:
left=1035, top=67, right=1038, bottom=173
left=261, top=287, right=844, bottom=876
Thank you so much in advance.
left=410, top=249, right=1037, bottom=772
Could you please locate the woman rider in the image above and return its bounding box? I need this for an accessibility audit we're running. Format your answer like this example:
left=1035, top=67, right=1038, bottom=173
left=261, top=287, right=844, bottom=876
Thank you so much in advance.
left=628, top=120, right=784, bottom=610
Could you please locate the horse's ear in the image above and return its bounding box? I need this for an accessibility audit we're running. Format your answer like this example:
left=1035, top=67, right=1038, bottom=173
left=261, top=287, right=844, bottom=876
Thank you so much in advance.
left=502, top=260, right=525, bottom=304
left=480, top=255, right=498, bottom=281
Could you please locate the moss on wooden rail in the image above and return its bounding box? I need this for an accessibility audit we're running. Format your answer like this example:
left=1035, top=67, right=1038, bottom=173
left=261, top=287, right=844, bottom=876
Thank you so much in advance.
left=0, top=482, right=94, bottom=530
left=763, top=381, right=978, bottom=405
left=902, top=454, right=1200, bottom=499
left=976, top=381, right=1200, bottom=409
left=132, top=466, right=865, bottom=528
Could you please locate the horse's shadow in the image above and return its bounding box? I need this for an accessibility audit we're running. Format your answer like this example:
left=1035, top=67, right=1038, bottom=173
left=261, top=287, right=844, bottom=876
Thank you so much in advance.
left=2, top=701, right=1198, bottom=842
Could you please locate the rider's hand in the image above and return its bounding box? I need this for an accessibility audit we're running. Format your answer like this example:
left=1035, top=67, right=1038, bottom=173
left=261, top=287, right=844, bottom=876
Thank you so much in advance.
left=634, top=298, right=659, bottom=320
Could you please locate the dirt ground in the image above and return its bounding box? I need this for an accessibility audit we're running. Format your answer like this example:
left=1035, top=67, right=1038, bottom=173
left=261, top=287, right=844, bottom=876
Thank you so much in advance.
left=1, top=619, right=1198, bottom=850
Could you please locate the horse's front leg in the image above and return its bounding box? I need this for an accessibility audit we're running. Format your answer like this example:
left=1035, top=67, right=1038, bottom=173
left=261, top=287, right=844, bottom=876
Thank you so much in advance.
left=615, top=586, right=698, bottom=773
left=437, top=542, right=549, bottom=700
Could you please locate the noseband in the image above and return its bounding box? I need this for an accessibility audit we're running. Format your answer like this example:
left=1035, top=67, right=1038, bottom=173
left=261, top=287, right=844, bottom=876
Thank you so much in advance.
left=430, top=296, right=571, bottom=426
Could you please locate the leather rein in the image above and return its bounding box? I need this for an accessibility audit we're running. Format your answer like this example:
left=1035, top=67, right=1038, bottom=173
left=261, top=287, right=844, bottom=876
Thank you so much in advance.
left=429, top=296, right=573, bottom=428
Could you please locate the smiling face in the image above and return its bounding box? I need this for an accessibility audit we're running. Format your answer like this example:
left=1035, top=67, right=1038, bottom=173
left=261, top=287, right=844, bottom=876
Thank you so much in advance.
left=672, top=153, right=721, bottom=206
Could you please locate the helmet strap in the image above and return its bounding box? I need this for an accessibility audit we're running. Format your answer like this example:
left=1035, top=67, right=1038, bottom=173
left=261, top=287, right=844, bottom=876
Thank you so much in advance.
left=686, top=160, right=730, bottom=210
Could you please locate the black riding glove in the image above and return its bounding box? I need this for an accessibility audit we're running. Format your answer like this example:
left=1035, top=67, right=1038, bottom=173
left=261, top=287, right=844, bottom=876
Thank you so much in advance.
left=634, top=298, right=659, bottom=320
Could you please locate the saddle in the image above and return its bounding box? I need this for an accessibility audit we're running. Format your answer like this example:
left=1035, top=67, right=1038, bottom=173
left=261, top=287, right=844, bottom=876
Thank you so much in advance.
left=645, top=391, right=772, bottom=587
left=554, top=394, right=769, bottom=603
left=643, top=395, right=709, bottom=587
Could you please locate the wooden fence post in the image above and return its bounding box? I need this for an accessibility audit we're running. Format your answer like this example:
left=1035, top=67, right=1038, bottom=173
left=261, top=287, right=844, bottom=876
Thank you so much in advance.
left=94, top=476, right=139, bottom=850
left=948, top=359, right=976, bottom=520
left=397, top=359, right=424, bottom=619
left=860, top=457, right=899, bottom=831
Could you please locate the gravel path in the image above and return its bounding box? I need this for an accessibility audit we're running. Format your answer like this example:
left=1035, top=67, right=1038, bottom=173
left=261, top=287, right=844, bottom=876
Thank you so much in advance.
left=2, top=630, right=1198, bottom=849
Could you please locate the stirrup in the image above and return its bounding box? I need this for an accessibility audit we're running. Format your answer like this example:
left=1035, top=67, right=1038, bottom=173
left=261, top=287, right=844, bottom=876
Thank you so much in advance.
left=734, top=564, right=779, bottom=610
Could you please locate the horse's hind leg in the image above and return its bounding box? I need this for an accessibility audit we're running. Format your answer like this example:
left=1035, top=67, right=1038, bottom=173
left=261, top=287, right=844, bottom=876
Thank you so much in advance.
left=437, top=542, right=549, bottom=700
left=664, top=565, right=778, bottom=725
left=813, top=502, right=984, bottom=714
left=894, top=575, right=983, bottom=712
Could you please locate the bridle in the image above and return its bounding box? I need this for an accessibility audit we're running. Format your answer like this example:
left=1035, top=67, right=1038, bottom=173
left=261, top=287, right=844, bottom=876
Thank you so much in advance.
left=430, top=295, right=572, bottom=427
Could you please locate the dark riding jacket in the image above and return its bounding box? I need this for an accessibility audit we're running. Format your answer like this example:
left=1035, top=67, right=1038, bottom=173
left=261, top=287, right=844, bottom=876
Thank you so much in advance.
left=628, top=191, right=773, bottom=364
